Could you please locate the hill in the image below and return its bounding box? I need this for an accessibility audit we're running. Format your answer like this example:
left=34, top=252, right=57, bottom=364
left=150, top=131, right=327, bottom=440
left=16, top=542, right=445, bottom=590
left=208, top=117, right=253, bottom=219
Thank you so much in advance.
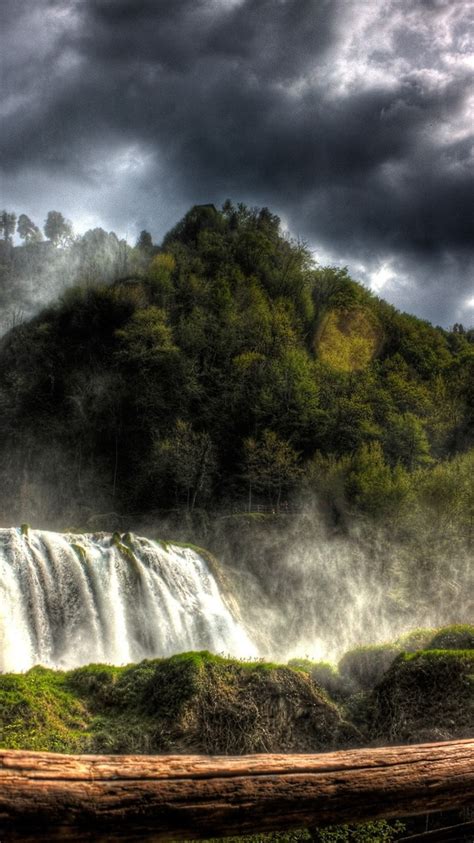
left=0, top=201, right=472, bottom=532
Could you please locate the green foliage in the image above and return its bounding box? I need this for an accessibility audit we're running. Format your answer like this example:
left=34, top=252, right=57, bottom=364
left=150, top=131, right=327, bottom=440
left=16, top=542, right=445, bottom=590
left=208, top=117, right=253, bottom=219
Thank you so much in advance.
left=115, top=305, right=177, bottom=365
left=346, top=442, right=409, bottom=517
left=394, top=629, right=436, bottom=651
left=136, top=229, right=153, bottom=253
left=17, top=213, right=42, bottom=243
left=148, top=252, right=176, bottom=305
left=312, top=820, right=405, bottom=842
left=156, top=419, right=216, bottom=511
left=287, top=660, right=343, bottom=699
left=383, top=412, right=432, bottom=470
left=44, top=210, right=73, bottom=247
left=317, top=307, right=382, bottom=372
left=193, top=821, right=405, bottom=843
left=0, top=209, right=17, bottom=242
left=67, top=664, right=121, bottom=707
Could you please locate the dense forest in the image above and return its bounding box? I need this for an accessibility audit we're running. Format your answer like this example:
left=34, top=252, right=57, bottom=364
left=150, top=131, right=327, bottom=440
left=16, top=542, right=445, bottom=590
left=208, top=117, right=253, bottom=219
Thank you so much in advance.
left=0, top=201, right=473, bottom=540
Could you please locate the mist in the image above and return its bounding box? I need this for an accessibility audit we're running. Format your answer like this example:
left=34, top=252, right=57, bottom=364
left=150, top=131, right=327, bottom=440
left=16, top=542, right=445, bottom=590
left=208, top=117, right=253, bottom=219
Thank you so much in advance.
left=221, top=506, right=473, bottom=663
left=0, top=229, right=135, bottom=335
left=1, top=486, right=471, bottom=670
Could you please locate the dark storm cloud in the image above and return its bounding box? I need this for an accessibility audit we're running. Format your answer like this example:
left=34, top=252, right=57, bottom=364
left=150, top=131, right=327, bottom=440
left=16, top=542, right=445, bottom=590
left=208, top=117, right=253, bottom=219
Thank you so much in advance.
left=0, top=0, right=473, bottom=325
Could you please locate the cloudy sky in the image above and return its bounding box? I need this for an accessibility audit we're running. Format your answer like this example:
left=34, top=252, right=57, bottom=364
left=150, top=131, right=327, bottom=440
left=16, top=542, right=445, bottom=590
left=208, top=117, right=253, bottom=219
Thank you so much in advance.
left=1, top=0, right=473, bottom=326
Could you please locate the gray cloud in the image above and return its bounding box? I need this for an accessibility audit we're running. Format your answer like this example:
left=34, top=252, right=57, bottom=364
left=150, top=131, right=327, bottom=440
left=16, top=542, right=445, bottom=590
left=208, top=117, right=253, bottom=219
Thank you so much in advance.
left=0, top=0, right=473, bottom=325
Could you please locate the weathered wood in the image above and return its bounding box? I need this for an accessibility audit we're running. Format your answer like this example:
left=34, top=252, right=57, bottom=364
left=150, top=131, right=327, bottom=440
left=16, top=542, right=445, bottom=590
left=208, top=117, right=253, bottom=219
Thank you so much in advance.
left=0, top=739, right=473, bottom=841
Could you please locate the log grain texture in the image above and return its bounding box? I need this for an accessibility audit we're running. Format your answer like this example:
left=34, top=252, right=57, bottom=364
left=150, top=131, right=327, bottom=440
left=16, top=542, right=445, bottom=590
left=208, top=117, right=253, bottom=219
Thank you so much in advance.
left=0, top=739, right=473, bottom=841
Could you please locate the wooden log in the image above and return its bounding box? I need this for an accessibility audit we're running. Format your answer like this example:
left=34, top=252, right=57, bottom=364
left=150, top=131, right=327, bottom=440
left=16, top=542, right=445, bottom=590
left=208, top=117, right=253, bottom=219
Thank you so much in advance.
left=0, top=739, right=473, bottom=841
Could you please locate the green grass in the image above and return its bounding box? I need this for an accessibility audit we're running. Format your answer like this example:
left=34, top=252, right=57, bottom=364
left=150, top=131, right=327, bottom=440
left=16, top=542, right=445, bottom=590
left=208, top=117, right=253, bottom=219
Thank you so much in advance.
left=0, top=666, right=88, bottom=752
left=394, top=628, right=436, bottom=652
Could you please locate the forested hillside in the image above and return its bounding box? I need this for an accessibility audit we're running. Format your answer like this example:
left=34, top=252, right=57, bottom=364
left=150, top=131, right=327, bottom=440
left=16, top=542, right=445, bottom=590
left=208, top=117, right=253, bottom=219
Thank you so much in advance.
left=0, top=202, right=472, bottom=533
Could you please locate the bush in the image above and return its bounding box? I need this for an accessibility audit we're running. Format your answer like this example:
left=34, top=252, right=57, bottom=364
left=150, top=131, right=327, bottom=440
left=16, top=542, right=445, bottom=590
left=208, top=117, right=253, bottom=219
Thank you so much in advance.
left=288, top=659, right=343, bottom=699
left=372, top=650, right=474, bottom=742
left=338, top=645, right=400, bottom=692
left=394, top=628, right=436, bottom=652
left=427, top=624, right=474, bottom=650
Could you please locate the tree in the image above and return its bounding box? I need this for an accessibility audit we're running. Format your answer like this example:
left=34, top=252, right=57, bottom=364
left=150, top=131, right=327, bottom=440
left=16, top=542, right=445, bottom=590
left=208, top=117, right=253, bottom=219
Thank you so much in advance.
left=383, top=412, right=432, bottom=470
left=156, top=420, right=215, bottom=511
left=148, top=253, right=176, bottom=305
left=136, top=230, right=153, bottom=253
left=0, top=210, right=17, bottom=242
left=116, top=306, right=177, bottom=367
left=74, top=228, right=123, bottom=283
left=347, top=441, right=409, bottom=517
left=242, top=429, right=300, bottom=510
left=44, top=211, right=73, bottom=247
left=17, top=214, right=42, bottom=244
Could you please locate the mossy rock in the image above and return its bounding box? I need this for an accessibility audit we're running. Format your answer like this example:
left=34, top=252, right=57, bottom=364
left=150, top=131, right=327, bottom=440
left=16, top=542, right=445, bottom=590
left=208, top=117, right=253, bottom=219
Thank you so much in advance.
left=427, top=624, right=474, bottom=651
left=372, top=650, right=474, bottom=743
left=130, top=653, right=357, bottom=754
left=338, top=644, right=400, bottom=692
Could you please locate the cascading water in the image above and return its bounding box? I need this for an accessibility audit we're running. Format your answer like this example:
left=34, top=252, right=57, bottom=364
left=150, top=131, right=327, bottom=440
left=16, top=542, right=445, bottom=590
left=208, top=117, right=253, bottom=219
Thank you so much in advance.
left=0, top=528, right=257, bottom=672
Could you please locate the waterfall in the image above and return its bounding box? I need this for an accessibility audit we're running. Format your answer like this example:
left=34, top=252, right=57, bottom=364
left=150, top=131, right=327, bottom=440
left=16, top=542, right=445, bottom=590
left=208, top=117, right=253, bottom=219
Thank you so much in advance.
left=0, top=528, right=257, bottom=672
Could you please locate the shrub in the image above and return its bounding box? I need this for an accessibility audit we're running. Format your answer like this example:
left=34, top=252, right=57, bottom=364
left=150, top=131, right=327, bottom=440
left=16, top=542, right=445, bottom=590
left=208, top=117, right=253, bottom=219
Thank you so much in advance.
left=338, top=645, right=400, bottom=692
left=427, top=624, right=474, bottom=650
left=372, top=650, right=474, bottom=742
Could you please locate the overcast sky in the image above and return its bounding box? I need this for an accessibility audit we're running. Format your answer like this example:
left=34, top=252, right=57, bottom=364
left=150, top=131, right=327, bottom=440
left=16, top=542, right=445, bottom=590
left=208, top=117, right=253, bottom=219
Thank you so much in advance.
left=1, top=0, right=473, bottom=327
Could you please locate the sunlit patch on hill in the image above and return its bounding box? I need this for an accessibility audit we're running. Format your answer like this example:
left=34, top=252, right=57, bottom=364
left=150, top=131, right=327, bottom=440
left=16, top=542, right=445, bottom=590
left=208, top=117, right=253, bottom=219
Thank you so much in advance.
left=317, top=307, right=383, bottom=372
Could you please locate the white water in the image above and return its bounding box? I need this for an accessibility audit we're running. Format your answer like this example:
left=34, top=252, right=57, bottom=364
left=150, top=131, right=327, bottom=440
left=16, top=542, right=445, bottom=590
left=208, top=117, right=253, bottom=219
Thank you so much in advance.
left=0, top=528, right=257, bottom=672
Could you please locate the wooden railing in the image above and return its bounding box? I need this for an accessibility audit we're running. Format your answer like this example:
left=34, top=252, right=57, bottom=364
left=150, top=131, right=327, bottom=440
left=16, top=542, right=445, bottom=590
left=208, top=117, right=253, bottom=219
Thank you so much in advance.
left=1, top=739, right=473, bottom=840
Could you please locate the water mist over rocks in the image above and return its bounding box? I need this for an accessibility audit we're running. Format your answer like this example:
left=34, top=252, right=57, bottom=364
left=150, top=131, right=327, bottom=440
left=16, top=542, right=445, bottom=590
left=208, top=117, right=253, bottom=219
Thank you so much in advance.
left=214, top=510, right=474, bottom=664
left=0, top=528, right=256, bottom=672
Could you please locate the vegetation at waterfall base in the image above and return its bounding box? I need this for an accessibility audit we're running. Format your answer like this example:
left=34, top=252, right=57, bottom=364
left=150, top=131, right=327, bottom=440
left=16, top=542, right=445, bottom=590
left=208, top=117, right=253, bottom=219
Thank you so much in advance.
left=1, top=629, right=472, bottom=754
left=0, top=652, right=355, bottom=755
